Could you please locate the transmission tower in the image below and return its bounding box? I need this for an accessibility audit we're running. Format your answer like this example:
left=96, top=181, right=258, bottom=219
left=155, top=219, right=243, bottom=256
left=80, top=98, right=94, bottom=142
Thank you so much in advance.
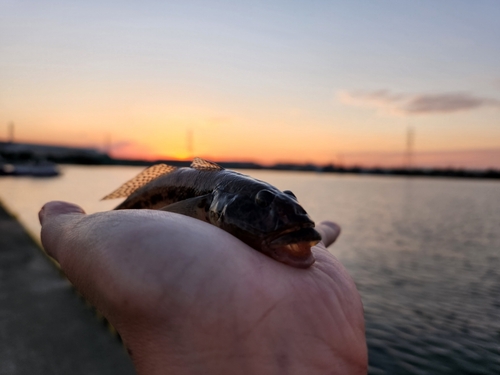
left=405, top=126, right=414, bottom=170
left=8, top=122, right=14, bottom=143
left=187, top=128, right=193, bottom=158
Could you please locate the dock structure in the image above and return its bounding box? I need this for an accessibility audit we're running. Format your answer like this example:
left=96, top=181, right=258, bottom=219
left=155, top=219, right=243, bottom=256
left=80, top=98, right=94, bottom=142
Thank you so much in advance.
left=0, top=203, right=136, bottom=375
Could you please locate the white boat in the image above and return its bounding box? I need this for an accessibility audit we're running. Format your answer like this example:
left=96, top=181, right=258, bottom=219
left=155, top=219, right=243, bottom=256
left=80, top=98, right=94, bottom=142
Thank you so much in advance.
left=0, top=160, right=60, bottom=177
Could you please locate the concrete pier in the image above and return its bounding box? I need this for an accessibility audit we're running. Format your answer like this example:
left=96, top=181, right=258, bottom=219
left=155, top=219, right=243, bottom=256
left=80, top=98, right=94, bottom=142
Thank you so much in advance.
left=0, top=204, right=136, bottom=374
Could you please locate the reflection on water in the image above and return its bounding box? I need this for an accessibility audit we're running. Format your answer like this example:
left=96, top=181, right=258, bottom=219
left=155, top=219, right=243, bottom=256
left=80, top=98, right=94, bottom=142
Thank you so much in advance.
left=1, top=165, right=500, bottom=374
left=269, top=171, right=500, bottom=374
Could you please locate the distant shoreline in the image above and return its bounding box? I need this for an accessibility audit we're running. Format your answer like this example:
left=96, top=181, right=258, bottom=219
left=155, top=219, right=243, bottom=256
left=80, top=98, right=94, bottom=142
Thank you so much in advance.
left=107, top=158, right=500, bottom=180
left=1, top=141, right=499, bottom=180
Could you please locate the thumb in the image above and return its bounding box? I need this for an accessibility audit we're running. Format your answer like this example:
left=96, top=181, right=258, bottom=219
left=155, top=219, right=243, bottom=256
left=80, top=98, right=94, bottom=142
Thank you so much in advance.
left=316, top=221, right=341, bottom=248
left=39, top=201, right=86, bottom=261
left=39, top=201, right=85, bottom=224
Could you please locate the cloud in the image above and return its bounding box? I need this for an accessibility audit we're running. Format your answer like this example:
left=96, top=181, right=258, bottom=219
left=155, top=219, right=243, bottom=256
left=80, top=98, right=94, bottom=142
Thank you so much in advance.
left=404, top=93, right=499, bottom=114
left=337, top=90, right=500, bottom=115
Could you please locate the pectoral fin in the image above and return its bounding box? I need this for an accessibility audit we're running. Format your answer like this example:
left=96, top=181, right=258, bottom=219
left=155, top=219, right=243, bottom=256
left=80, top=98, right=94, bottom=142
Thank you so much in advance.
left=102, top=164, right=177, bottom=200
left=159, top=194, right=211, bottom=222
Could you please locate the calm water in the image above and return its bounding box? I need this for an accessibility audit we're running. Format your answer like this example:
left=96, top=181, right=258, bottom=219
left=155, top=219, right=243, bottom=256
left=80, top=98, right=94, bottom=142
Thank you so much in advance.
left=1, top=165, right=500, bottom=374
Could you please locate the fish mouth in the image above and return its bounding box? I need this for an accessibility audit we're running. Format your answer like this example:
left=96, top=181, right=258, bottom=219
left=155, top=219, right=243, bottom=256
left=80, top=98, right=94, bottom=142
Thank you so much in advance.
left=268, top=226, right=321, bottom=245
left=263, top=226, right=322, bottom=268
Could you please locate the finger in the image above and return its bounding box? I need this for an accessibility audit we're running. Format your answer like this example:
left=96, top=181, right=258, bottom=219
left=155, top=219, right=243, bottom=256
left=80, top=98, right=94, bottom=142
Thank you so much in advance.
left=39, top=201, right=86, bottom=261
left=39, top=200, right=85, bottom=225
left=316, top=221, right=341, bottom=247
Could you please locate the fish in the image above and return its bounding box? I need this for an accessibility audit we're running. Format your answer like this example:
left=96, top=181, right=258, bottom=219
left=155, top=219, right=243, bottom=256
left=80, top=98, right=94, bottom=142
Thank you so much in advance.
left=102, top=157, right=321, bottom=268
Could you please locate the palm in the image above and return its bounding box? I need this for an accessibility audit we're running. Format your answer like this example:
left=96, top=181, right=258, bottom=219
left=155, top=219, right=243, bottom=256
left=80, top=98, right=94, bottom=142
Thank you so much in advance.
left=40, top=202, right=367, bottom=374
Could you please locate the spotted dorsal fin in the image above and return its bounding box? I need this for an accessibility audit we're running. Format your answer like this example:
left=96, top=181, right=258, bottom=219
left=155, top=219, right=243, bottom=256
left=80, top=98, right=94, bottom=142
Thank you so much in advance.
left=102, top=164, right=177, bottom=200
left=190, top=157, right=223, bottom=171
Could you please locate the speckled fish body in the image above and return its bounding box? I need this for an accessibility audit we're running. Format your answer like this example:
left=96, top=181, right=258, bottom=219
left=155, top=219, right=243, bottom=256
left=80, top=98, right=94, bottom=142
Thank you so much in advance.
left=103, top=158, right=321, bottom=268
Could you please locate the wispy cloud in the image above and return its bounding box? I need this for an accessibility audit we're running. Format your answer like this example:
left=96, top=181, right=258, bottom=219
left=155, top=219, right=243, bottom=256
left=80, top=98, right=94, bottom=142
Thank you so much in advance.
left=337, top=90, right=500, bottom=115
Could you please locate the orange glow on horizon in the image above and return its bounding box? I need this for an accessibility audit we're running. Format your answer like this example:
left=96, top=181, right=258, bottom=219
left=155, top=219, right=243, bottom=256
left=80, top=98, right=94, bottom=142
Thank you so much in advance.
left=6, top=130, right=500, bottom=170
left=3, top=99, right=500, bottom=170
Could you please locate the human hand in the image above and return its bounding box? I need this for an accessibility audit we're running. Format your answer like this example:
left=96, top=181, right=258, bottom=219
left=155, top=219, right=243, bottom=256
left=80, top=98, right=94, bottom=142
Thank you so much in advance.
left=39, top=201, right=367, bottom=375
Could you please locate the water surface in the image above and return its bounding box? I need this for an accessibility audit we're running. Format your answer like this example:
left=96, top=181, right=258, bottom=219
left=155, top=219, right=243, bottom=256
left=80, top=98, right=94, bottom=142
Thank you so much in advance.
left=1, top=165, right=499, bottom=374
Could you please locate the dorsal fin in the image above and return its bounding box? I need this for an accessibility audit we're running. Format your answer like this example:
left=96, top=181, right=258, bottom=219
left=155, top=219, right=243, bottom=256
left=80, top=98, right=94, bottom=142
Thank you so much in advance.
left=190, top=157, right=223, bottom=171
left=101, top=164, right=177, bottom=200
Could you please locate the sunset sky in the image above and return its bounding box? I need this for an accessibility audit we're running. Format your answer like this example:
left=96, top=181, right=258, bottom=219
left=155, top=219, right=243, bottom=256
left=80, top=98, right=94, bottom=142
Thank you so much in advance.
left=1, top=1, right=499, bottom=168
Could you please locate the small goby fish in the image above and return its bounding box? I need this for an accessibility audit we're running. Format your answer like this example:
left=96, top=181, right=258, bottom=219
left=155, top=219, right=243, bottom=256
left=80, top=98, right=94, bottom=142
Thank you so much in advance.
left=102, top=158, right=321, bottom=268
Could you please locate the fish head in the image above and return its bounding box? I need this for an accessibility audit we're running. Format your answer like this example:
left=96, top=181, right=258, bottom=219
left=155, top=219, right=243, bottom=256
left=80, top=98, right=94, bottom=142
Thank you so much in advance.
left=209, top=188, right=321, bottom=268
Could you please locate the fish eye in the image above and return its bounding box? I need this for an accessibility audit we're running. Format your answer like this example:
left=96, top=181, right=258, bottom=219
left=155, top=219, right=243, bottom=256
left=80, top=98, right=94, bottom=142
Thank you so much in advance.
left=283, top=190, right=297, bottom=199
left=255, top=189, right=275, bottom=207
